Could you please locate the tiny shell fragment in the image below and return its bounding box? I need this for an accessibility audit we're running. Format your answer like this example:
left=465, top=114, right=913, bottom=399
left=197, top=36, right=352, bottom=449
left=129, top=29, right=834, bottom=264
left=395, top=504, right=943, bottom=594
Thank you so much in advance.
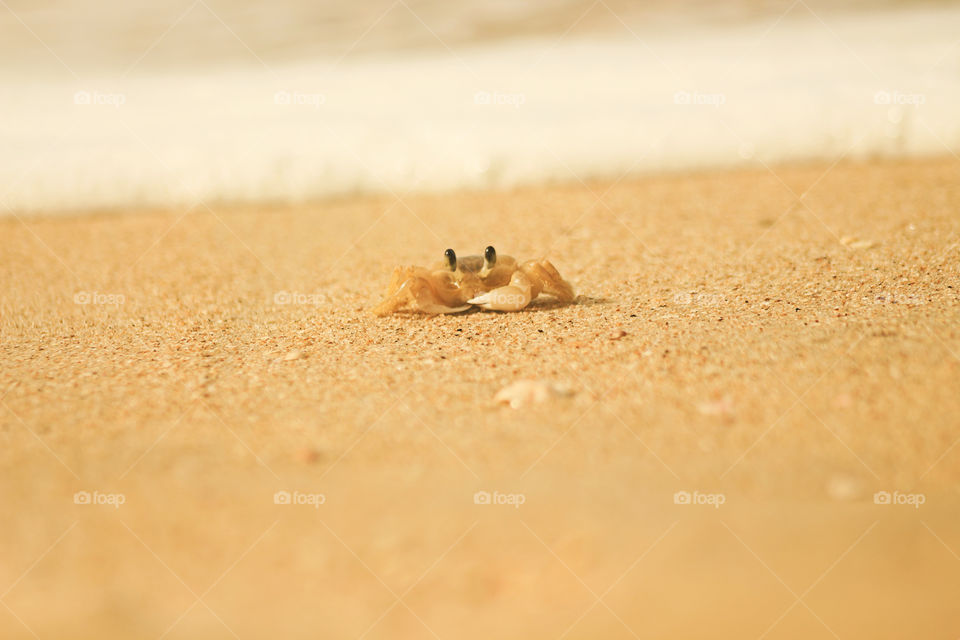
left=840, top=236, right=876, bottom=250
left=494, top=380, right=573, bottom=409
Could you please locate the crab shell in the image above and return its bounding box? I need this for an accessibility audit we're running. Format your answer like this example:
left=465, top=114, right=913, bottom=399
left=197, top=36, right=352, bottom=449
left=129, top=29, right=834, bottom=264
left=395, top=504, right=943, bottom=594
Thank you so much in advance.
left=371, top=250, right=575, bottom=315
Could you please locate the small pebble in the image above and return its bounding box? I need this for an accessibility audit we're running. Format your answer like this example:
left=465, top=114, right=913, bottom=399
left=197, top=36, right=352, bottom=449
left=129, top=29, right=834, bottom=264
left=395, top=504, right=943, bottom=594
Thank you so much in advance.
left=698, top=395, right=734, bottom=417
left=284, top=350, right=303, bottom=361
left=494, top=380, right=573, bottom=409
left=294, top=447, right=320, bottom=464
left=608, top=330, right=627, bottom=340
left=826, top=474, right=862, bottom=501
left=833, top=393, right=853, bottom=409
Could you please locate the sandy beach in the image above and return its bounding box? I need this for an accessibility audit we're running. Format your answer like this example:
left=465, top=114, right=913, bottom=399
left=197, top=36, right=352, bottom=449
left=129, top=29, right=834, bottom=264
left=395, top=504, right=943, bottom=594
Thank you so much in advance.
left=2, top=157, right=960, bottom=638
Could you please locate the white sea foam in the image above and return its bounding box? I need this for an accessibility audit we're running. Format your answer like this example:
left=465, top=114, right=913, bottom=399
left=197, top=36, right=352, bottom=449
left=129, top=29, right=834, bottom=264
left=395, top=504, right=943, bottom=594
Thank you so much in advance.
left=1, top=6, right=958, bottom=214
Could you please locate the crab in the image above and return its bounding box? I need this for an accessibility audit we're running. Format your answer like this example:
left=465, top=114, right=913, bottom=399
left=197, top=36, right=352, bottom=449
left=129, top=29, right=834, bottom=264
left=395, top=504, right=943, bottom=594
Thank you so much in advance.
left=371, top=246, right=575, bottom=315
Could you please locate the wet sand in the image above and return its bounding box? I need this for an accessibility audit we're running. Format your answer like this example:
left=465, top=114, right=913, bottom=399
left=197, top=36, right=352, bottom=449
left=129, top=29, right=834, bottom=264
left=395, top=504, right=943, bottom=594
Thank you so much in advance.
left=2, top=157, right=959, bottom=638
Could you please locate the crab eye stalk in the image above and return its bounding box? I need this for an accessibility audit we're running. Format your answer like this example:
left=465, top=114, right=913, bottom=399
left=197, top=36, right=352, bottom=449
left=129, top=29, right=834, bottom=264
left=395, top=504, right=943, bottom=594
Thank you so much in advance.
left=444, top=248, right=457, bottom=271
left=484, top=246, right=497, bottom=269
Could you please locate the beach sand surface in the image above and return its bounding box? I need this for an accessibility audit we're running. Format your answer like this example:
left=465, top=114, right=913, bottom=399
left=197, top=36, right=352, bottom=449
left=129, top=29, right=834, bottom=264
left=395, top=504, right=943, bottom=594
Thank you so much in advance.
left=2, top=157, right=959, bottom=638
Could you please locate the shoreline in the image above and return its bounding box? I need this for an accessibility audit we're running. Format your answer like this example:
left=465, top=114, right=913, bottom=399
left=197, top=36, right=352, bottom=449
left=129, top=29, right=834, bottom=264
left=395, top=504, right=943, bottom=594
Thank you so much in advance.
left=1, top=153, right=954, bottom=222
left=4, top=3, right=960, bottom=214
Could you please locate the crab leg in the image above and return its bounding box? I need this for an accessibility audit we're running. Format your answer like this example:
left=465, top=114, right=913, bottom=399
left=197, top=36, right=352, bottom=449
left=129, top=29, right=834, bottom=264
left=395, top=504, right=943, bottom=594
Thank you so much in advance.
left=521, top=259, right=575, bottom=303
left=372, top=267, right=471, bottom=316
left=468, top=259, right=574, bottom=311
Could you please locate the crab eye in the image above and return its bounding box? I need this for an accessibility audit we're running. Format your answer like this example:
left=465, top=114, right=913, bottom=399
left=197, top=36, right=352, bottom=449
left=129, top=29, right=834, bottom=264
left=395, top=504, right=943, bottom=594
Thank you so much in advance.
left=484, top=246, right=497, bottom=269
left=444, top=248, right=457, bottom=271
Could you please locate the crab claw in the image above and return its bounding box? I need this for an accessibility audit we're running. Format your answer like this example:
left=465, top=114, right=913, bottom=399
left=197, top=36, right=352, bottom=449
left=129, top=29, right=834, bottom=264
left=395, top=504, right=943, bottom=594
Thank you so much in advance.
left=467, top=286, right=532, bottom=311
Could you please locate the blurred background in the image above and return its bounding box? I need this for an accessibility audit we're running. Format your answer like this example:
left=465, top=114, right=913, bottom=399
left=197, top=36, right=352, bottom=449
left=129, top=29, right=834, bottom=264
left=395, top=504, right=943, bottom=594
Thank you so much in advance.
left=0, top=0, right=960, bottom=211
left=1, top=0, right=958, bottom=213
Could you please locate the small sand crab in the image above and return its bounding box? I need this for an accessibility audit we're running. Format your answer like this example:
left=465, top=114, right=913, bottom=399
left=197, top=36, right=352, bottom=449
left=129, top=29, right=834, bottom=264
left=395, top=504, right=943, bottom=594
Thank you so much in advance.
left=372, top=246, right=575, bottom=315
